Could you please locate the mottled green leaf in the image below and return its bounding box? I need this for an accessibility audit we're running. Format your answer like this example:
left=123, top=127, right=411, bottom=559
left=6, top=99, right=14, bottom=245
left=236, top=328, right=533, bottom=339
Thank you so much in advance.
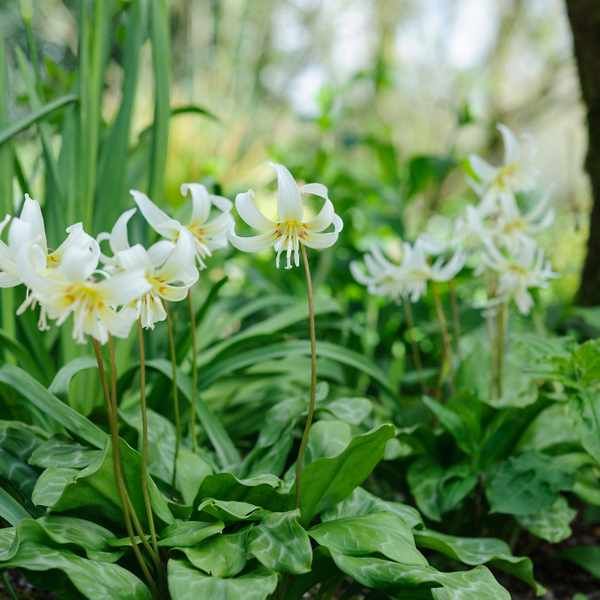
left=158, top=520, right=224, bottom=547
left=178, top=529, right=248, bottom=577
left=322, top=487, right=423, bottom=529
left=306, top=420, right=352, bottom=463
left=196, top=498, right=262, bottom=523
left=310, top=512, right=426, bottom=565
left=248, top=511, right=312, bottom=574
left=29, top=438, right=102, bottom=470
left=331, top=554, right=509, bottom=599
left=517, top=496, right=576, bottom=543
left=321, top=397, right=373, bottom=425
left=413, top=529, right=543, bottom=594
left=168, top=560, right=277, bottom=600
left=486, top=451, right=573, bottom=516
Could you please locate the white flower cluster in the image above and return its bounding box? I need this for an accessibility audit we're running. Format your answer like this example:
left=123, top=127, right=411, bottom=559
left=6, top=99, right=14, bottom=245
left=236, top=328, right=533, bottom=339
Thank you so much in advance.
left=352, top=124, right=556, bottom=314
left=0, top=164, right=343, bottom=344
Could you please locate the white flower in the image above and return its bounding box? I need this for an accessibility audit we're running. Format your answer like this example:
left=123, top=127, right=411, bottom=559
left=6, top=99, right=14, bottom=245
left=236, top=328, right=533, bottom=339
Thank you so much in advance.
left=401, top=241, right=465, bottom=302
left=18, top=231, right=150, bottom=344
left=131, top=184, right=233, bottom=269
left=469, top=124, right=536, bottom=208
left=228, top=163, right=343, bottom=269
left=97, top=209, right=199, bottom=329
left=492, top=193, right=554, bottom=251
left=350, top=246, right=406, bottom=302
left=352, top=240, right=464, bottom=303
left=481, top=243, right=556, bottom=315
left=0, top=194, right=47, bottom=288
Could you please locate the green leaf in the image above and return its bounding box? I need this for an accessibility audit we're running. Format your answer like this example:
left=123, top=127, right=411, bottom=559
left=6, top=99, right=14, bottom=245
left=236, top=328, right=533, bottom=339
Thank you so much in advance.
left=145, top=359, right=240, bottom=468
left=196, top=498, right=262, bottom=524
left=178, top=529, right=248, bottom=577
left=413, top=529, right=543, bottom=594
left=561, top=545, right=600, bottom=579
left=407, top=458, right=477, bottom=521
left=321, top=487, right=423, bottom=530
left=0, top=488, right=30, bottom=525
left=196, top=473, right=290, bottom=513
left=296, top=424, right=395, bottom=525
left=37, top=515, right=122, bottom=562
left=0, top=94, right=78, bottom=147
left=48, top=357, right=97, bottom=400
left=517, top=403, right=578, bottom=451
left=0, top=365, right=106, bottom=449
left=321, top=397, right=373, bottom=425
left=516, top=495, right=576, bottom=543
left=485, top=451, right=573, bottom=516
left=158, top=520, right=224, bottom=548
left=248, top=511, right=312, bottom=574
left=0, top=519, right=150, bottom=599
left=306, top=420, right=352, bottom=463
left=310, top=512, right=427, bottom=565
left=422, top=396, right=477, bottom=456
left=29, top=438, right=102, bottom=469
left=569, top=388, right=600, bottom=464
left=331, top=554, right=509, bottom=599
left=167, top=560, right=277, bottom=600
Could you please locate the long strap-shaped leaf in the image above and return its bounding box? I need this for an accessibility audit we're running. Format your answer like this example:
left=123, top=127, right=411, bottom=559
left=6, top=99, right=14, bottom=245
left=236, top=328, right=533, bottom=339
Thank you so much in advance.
left=0, top=94, right=78, bottom=148
left=0, top=364, right=106, bottom=449
left=0, top=488, right=30, bottom=526
left=146, top=359, right=240, bottom=468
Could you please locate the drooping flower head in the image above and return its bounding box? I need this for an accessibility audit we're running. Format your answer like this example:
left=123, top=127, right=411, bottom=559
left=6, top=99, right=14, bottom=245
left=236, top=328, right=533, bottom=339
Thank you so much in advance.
left=229, top=163, right=343, bottom=269
left=97, top=208, right=198, bottom=329
left=469, top=124, right=536, bottom=210
left=350, top=245, right=407, bottom=302
left=18, top=225, right=150, bottom=344
left=131, top=183, right=233, bottom=269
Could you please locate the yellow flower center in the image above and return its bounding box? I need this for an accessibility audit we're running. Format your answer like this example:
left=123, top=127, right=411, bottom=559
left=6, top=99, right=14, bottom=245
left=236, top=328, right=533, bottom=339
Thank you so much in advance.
left=187, top=223, right=205, bottom=243
left=47, top=252, right=60, bottom=267
left=503, top=217, right=526, bottom=234
left=62, top=283, right=106, bottom=312
left=275, top=220, right=308, bottom=240
left=147, top=275, right=169, bottom=296
left=494, top=163, right=518, bottom=190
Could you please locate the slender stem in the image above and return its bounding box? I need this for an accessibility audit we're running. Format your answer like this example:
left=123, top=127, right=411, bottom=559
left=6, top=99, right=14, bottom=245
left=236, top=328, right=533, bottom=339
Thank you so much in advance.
left=187, top=291, right=198, bottom=453
left=402, top=300, right=425, bottom=393
left=449, top=281, right=462, bottom=360
left=295, top=245, right=318, bottom=510
left=137, top=321, right=159, bottom=556
left=92, top=340, right=158, bottom=597
left=166, top=305, right=181, bottom=488
left=432, top=284, right=454, bottom=396
left=494, top=302, right=508, bottom=401
left=107, top=338, right=162, bottom=581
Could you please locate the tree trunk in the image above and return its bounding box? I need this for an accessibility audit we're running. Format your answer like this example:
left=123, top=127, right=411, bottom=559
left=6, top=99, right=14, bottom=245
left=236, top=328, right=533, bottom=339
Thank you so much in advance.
left=566, top=1, right=600, bottom=305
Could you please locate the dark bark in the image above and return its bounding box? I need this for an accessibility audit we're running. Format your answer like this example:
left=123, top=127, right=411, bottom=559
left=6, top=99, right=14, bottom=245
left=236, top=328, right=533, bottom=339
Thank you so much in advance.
left=566, top=1, right=600, bottom=305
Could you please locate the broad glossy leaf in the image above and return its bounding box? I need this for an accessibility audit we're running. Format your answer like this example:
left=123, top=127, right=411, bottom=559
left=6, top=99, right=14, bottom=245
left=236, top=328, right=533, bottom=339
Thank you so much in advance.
left=158, top=520, right=224, bottom=547
left=422, top=396, right=477, bottom=456
left=331, top=554, right=509, bottom=599
left=48, top=357, right=97, bottom=399
left=168, top=560, right=277, bottom=600
left=0, top=488, right=29, bottom=525
left=321, top=487, right=423, bottom=529
left=29, top=438, right=102, bottom=469
left=306, top=420, right=352, bottom=463
left=516, top=495, right=576, bottom=543
left=248, top=511, right=312, bottom=574
left=196, top=472, right=291, bottom=512
left=517, top=403, right=577, bottom=451
left=296, top=424, right=395, bottom=525
left=196, top=498, right=262, bottom=523
left=310, top=512, right=426, bottom=565
left=413, top=529, right=543, bottom=594
left=0, top=519, right=150, bottom=599
left=178, top=529, right=248, bottom=577
left=485, top=451, right=573, bottom=516
left=569, top=389, right=600, bottom=464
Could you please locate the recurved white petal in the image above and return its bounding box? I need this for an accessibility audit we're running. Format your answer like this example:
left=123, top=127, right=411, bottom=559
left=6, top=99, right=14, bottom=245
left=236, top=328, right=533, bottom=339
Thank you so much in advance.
left=110, top=208, right=137, bottom=253
left=498, top=124, right=520, bottom=165
left=100, top=269, right=151, bottom=307
left=58, top=239, right=100, bottom=281
left=131, top=189, right=181, bottom=239
left=301, top=182, right=329, bottom=199
left=159, top=229, right=198, bottom=285
left=271, top=163, right=303, bottom=222
left=469, top=155, right=497, bottom=184
left=147, top=240, right=175, bottom=268
left=181, top=183, right=211, bottom=226
left=116, top=244, right=152, bottom=272
left=157, top=284, right=189, bottom=302
left=302, top=231, right=339, bottom=250
left=235, top=190, right=273, bottom=232
left=228, top=230, right=275, bottom=253
left=305, top=199, right=334, bottom=232
left=19, top=195, right=47, bottom=252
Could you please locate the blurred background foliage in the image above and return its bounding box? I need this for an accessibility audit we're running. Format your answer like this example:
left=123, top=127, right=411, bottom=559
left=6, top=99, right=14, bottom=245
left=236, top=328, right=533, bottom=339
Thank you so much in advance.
left=0, top=0, right=593, bottom=417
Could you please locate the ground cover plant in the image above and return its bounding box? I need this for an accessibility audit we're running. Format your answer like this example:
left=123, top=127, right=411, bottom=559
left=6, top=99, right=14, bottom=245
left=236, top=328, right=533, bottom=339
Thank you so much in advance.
left=1, top=1, right=600, bottom=599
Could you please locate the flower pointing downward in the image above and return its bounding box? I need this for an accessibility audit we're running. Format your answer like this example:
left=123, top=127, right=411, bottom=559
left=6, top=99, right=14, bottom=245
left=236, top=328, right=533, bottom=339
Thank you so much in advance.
left=229, top=163, right=343, bottom=268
